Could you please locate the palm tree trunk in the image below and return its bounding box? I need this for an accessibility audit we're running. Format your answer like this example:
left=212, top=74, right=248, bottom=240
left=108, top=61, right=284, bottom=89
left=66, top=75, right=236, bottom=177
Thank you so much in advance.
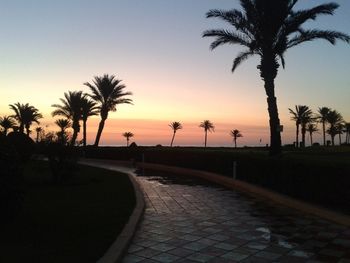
left=295, top=123, right=299, bottom=148
left=94, top=118, right=106, bottom=146
left=339, top=133, right=342, bottom=145
left=234, top=138, right=237, bottom=148
left=322, top=121, right=326, bottom=146
left=127, top=138, right=129, bottom=147
left=170, top=132, right=176, bottom=147
left=301, top=124, right=306, bottom=148
left=204, top=130, right=207, bottom=147
left=310, top=132, right=313, bottom=146
left=83, top=119, right=87, bottom=147
left=71, top=119, right=80, bottom=146
left=36, top=131, right=39, bottom=143
left=331, top=135, right=335, bottom=146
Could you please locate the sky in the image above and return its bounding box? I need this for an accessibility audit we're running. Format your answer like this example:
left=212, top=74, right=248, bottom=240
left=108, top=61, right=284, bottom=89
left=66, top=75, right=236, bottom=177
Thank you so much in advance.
left=0, top=0, right=349, bottom=147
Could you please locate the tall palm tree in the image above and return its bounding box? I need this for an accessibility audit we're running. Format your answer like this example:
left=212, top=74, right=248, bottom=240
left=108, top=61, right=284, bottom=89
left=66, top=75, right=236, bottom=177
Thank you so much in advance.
left=230, top=129, right=243, bottom=148
left=9, top=102, right=43, bottom=135
left=0, top=116, right=16, bottom=135
left=52, top=91, right=85, bottom=146
left=288, top=105, right=312, bottom=147
left=169, top=121, right=183, bottom=147
left=345, top=122, right=350, bottom=144
left=199, top=120, right=215, bottom=147
left=316, top=107, right=331, bottom=146
left=335, top=123, right=344, bottom=145
left=84, top=74, right=133, bottom=146
left=203, top=1, right=349, bottom=155
left=306, top=123, right=318, bottom=146
left=55, top=119, right=71, bottom=145
left=81, top=97, right=99, bottom=147
left=326, top=110, right=343, bottom=146
left=122, top=132, right=134, bottom=147
left=35, top=126, right=42, bottom=143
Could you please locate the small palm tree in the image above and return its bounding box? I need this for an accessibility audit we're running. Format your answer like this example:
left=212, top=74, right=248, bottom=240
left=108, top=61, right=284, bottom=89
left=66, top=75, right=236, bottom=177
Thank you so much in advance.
left=85, top=74, right=133, bottom=146
left=35, top=126, right=42, bottom=143
left=169, top=121, right=183, bottom=147
left=55, top=119, right=71, bottom=145
left=203, top=1, right=349, bottom=155
left=289, top=105, right=313, bottom=147
left=335, top=123, right=345, bottom=145
left=326, top=110, right=343, bottom=146
left=316, top=107, right=331, bottom=146
left=345, top=122, right=350, bottom=144
left=0, top=116, right=16, bottom=135
left=306, top=123, right=318, bottom=146
left=9, top=102, right=43, bottom=135
left=230, top=129, right=243, bottom=148
left=199, top=120, right=214, bottom=147
left=81, top=97, right=99, bottom=147
left=52, top=91, right=85, bottom=146
left=122, top=132, right=134, bottom=147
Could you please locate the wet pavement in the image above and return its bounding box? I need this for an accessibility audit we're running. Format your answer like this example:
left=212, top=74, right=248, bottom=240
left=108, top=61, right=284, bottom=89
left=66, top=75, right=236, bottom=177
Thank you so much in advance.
left=122, top=169, right=350, bottom=263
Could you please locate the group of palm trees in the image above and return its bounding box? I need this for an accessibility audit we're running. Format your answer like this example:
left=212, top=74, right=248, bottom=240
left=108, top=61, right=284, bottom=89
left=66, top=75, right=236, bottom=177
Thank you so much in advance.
left=289, top=105, right=349, bottom=147
left=203, top=0, right=349, bottom=155
left=0, top=74, right=133, bottom=147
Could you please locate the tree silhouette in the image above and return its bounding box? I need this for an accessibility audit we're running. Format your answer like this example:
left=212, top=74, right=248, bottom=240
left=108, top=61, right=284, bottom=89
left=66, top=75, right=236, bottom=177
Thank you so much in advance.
left=345, top=122, right=350, bottom=144
left=289, top=105, right=312, bottom=147
left=203, top=1, right=349, bottom=155
left=80, top=97, right=99, bottom=147
left=316, top=107, right=331, bottom=146
left=326, top=110, right=343, bottom=146
left=84, top=74, right=133, bottom=146
left=169, top=121, right=183, bottom=147
left=52, top=91, right=85, bottom=146
left=55, top=119, right=71, bottom=145
left=306, top=123, right=318, bottom=146
left=35, top=126, right=42, bottom=143
left=199, top=120, right=214, bottom=147
left=9, top=102, right=42, bottom=135
left=230, top=129, right=243, bottom=148
left=0, top=116, right=16, bottom=135
left=122, top=132, right=134, bottom=147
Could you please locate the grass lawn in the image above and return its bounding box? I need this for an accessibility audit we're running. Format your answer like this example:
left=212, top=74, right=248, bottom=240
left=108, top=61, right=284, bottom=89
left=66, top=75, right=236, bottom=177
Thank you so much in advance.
left=0, top=160, right=136, bottom=263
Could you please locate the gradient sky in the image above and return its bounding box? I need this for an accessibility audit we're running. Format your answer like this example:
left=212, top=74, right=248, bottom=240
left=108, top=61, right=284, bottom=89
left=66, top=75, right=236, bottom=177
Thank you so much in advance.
left=0, top=0, right=349, bottom=146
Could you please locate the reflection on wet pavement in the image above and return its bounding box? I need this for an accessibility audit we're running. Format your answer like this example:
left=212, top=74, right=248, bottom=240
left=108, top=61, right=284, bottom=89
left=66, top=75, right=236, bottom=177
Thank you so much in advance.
left=123, top=169, right=350, bottom=263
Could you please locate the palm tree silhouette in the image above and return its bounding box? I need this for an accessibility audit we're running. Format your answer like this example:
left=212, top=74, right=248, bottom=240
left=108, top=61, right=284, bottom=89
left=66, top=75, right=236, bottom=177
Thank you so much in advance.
left=203, top=1, right=349, bottom=155
left=122, top=132, right=134, bottom=147
left=9, top=102, right=42, bottom=135
left=230, top=129, right=243, bottom=148
left=199, top=120, right=214, bottom=147
left=345, top=122, right=350, bottom=144
left=84, top=74, right=133, bottom=146
left=289, top=105, right=312, bottom=147
left=316, top=107, right=331, bottom=146
left=326, top=110, right=343, bottom=146
left=0, top=116, right=16, bottom=135
left=169, top=121, right=183, bottom=147
left=81, top=97, right=99, bottom=147
left=55, top=119, right=71, bottom=145
left=306, top=123, right=318, bottom=146
left=52, top=91, right=85, bottom=146
left=35, top=126, right=42, bottom=143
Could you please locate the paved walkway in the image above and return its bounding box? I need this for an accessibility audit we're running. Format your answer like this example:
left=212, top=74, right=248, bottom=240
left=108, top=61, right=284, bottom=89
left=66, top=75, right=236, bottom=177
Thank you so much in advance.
left=122, top=169, right=350, bottom=263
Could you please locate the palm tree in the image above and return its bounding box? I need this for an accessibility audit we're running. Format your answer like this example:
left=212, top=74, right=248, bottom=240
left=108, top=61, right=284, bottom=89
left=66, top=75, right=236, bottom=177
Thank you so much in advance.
left=306, top=123, right=318, bottom=146
left=84, top=74, right=133, bottom=146
left=203, top=1, right=349, bottom=155
left=55, top=119, right=71, bottom=145
left=316, top=107, right=331, bottom=146
left=169, top=121, right=183, bottom=147
left=326, top=110, right=343, bottom=146
left=345, top=122, right=350, bottom=144
left=35, top=127, right=42, bottom=143
left=122, top=132, right=134, bottom=147
left=0, top=116, right=16, bottom=135
left=9, top=102, right=43, bottom=135
left=199, top=120, right=214, bottom=147
left=335, top=123, right=344, bottom=145
left=230, top=129, right=243, bottom=148
left=52, top=91, right=85, bottom=146
left=81, top=97, right=99, bottom=147
left=288, top=105, right=312, bottom=147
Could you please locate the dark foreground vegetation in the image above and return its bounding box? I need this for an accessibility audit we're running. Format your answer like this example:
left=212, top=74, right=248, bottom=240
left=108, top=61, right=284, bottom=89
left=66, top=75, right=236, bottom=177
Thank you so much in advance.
left=85, top=145, right=350, bottom=215
left=0, top=160, right=135, bottom=263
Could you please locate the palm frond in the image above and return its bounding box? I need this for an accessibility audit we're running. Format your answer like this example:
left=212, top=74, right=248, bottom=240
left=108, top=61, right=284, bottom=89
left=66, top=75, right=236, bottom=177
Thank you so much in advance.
left=203, top=29, right=251, bottom=50
left=232, top=51, right=255, bottom=72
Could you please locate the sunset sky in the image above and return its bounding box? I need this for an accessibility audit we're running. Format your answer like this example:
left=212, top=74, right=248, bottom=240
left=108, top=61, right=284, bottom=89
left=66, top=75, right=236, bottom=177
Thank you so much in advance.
left=0, top=0, right=349, bottom=147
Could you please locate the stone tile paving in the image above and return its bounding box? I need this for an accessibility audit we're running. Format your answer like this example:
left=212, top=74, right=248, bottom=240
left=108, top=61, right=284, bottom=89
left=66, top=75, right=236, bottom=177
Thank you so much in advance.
left=122, top=169, right=350, bottom=263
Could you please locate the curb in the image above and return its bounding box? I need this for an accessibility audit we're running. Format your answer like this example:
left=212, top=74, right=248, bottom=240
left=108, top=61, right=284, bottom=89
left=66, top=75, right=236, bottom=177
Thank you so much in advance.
left=78, top=159, right=145, bottom=263
left=137, top=162, right=350, bottom=227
